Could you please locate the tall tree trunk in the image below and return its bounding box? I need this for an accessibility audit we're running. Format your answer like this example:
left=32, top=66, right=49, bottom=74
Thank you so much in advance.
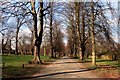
left=15, top=28, right=19, bottom=55
left=44, top=46, right=46, bottom=57
left=91, top=1, right=96, bottom=65
left=81, top=45, right=85, bottom=61
left=9, top=39, right=11, bottom=54
left=70, top=14, right=75, bottom=57
left=75, top=2, right=80, bottom=58
left=81, top=3, right=86, bottom=61
left=50, top=2, right=54, bottom=58
left=33, top=44, right=40, bottom=63
left=55, top=52, right=57, bottom=58
left=2, top=35, right=4, bottom=54
left=36, top=1, right=44, bottom=64
left=31, top=0, right=41, bottom=63
left=31, top=31, right=34, bottom=55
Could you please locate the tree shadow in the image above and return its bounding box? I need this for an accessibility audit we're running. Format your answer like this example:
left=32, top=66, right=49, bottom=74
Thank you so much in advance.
left=53, top=62, right=80, bottom=64
left=2, top=65, right=43, bottom=79
left=59, top=58, right=72, bottom=60
left=84, top=59, right=114, bottom=63
left=8, top=67, right=96, bottom=79
left=96, top=60, right=113, bottom=62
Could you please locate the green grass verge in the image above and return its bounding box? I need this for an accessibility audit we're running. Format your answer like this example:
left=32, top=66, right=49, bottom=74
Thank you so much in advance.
left=2, top=55, right=51, bottom=66
left=82, top=58, right=119, bottom=78
left=2, top=55, right=33, bottom=66
left=84, top=58, right=119, bottom=67
left=2, top=54, right=52, bottom=78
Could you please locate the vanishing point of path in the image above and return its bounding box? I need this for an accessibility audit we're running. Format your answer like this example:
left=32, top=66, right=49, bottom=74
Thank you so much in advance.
left=24, top=56, right=100, bottom=79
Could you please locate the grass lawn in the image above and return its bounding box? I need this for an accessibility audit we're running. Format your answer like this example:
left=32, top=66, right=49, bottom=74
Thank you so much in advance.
left=84, top=58, right=119, bottom=67
left=83, top=58, right=119, bottom=78
left=2, top=54, right=52, bottom=78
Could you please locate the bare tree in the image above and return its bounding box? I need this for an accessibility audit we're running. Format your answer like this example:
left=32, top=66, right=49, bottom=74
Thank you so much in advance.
left=30, top=0, right=50, bottom=63
left=49, top=2, right=54, bottom=58
left=91, top=0, right=96, bottom=65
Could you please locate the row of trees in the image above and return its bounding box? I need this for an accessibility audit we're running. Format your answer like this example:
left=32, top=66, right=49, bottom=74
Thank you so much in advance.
left=62, top=1, right=118, bottom=65
left=0, top=1, right=119, bottom=65
left=0, top=1, right=65, bottom=64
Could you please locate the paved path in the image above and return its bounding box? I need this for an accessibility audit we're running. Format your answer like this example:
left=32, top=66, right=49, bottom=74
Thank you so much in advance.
left=25, top=56, right=99, bottom=79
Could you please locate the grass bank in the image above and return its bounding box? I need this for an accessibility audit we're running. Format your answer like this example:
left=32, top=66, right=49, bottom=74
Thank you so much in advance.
left=2, top=54, right=53, bottom=78
left=83, top=58, right=119, bottom=78
left=84, top=58, right=119, bottom=67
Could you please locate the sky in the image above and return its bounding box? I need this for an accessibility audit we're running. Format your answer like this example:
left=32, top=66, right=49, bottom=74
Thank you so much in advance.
left=108, top=1, right=119, bottom=43
left=1, top=0, right=119, bottom=2
left=0, top=0, right=119, bottom=50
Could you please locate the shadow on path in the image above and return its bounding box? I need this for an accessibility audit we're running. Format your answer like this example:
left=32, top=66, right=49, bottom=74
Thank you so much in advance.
left=53, top=62, right=80, bottom=64
left=59, top=58, right=72, bottom=60
left=7, top=67, right=96, bottom=79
